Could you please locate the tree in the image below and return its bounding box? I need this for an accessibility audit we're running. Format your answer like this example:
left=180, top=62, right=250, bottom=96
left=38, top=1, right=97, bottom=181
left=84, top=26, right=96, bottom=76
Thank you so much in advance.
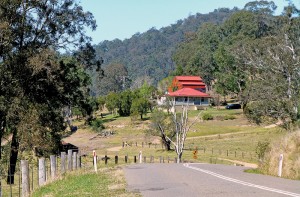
left=105, top=92, right=120, bottom=115
left=150, top=100, right=199, bottom=162
left=149, top=109, right=174, bottom=150
left=157, top=76, right=173, bottom=95
left=231, top=5, right=300, bottom=129
left=119, top=90, right=133, bottom=116
left=97, top=63, right=128, bottom=95
left=0, top=0, right=96, bottom=184
left=131, top=97, right=149, bottom=120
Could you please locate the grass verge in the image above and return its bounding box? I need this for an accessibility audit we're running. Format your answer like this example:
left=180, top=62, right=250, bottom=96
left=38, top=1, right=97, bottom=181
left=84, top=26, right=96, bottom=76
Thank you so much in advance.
left=32, top=167, right=140, bottom=197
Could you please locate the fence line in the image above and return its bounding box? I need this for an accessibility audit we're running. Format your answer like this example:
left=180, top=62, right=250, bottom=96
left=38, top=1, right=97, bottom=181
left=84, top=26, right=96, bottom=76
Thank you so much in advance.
left=1, top=149, right=82, bottom=197
left=121, top=141, right=257, bottom=160
left=1, top=145, right=258, bottom=196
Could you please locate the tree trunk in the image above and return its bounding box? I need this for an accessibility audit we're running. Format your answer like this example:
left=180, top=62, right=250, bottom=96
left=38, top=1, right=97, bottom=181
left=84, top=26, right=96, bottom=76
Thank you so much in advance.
left=7, top=129, right=19, bottom=184
left=0, top=127, right=2, bottom=160
left=0, top=120, right=5, bottom=160
left=161, top=135, right=171, bottom=151
left=177, top=152, right=182, bottom=163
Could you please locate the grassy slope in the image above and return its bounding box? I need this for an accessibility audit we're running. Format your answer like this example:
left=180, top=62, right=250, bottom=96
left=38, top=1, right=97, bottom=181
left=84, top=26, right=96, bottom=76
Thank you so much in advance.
left=20, top=107, right=288, bottom=196
left=32, top=167, right=140, bottom=197
left=75, top=108, right=285, bottom=165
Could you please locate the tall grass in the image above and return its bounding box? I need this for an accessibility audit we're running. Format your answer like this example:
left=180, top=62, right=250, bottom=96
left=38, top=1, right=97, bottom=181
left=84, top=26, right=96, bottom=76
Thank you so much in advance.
left=260, top=130, right=300, bottom=180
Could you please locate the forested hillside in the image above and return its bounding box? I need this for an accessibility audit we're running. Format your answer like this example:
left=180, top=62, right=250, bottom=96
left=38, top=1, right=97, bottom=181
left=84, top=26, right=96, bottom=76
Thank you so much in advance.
left=91, top=8, right=238, bottom=95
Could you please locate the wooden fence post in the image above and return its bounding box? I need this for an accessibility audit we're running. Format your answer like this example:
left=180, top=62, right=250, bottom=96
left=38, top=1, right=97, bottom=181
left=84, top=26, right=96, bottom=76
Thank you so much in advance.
left=105, top=155, right=108, bottom=165
left=77, top=151, right=81, bottom=168
left=61, top=152, right=66, bottom=174
left=115, top=155, right=118, bottom=164
left=168, top=156, right=170, bottom=163
left=73, top=152, right=77, bottom=170
left=125, top=155, right=128, bottom=163
left=50, top=155, right=56, bottom=179
left=134, top=156, right=137, bottom=163
left=159, top=156, right=162, bottom=163
left=67, top=150, right=72, bottom=171
left=144, top=156, right=146, bottom=163
left=21, top=160, right=30, bottom=197
left=139, top=151, right=142, bottom=163
left=38, top=158, right=46, bottom=186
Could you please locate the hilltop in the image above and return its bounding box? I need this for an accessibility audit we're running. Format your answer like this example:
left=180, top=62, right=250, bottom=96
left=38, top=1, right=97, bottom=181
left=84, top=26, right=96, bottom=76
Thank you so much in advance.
left=91, top=8, right=238, bottom=95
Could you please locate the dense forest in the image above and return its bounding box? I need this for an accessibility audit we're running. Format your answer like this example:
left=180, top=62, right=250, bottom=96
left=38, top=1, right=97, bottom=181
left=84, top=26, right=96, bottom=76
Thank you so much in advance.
left=90, top=8, right=238, bottom=95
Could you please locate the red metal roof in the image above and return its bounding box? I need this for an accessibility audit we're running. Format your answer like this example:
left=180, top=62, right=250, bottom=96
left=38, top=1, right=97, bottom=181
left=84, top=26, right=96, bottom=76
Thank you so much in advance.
left=168, top=88, right=211, bottom=97
left=179, top=82, right=206, bottom=85
left=175, top=76, right=202, bottom=81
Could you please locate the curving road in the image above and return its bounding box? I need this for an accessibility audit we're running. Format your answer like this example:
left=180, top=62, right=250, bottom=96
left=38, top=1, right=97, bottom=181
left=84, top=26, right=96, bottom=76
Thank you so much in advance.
left=124, top=163, right=300, bottom=197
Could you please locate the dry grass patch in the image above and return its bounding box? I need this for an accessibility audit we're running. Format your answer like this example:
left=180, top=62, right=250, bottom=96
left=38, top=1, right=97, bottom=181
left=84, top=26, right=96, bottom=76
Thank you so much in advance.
left=260, top=130, right=300, bottom=180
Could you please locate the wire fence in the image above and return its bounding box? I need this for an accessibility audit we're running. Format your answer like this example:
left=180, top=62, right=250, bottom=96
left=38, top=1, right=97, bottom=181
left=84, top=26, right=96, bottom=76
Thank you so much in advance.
left=1, top=143, right=259, bottom=196
left=121, top=141, right=258, bottom=162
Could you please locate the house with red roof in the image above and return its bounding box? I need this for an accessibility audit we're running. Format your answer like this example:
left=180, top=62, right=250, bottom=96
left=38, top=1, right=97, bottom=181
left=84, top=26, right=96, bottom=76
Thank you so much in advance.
left=168, top=76, right=206, bottom=93
left=166, top=76, right=211, bottom=110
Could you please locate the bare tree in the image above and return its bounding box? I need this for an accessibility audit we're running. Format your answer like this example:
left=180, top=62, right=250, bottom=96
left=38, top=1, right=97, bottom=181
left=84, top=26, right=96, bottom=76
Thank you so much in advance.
left=151, top=98, right=200, bottom=162
left=171, top=99, right=201, bottom=163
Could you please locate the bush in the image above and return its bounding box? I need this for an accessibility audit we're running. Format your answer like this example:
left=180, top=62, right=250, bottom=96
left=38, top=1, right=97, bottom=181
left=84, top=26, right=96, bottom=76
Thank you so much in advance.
left=255, top=141, right=270, bottom=162
left=202, top=113, right=213, bottom=120
left=214, top=115, right=224, bottom=121
left=91, top=119, right=104, bottom=132
left=224, top=115, right=236, bottom=120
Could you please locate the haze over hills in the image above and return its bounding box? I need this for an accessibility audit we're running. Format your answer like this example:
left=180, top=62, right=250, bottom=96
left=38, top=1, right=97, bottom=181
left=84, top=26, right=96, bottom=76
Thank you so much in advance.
left=91, top=8, right=238, bottom=95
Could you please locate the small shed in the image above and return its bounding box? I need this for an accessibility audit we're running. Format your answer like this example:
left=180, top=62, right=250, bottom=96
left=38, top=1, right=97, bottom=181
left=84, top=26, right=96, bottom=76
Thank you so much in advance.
left=60, top=141, right=79, bottom=153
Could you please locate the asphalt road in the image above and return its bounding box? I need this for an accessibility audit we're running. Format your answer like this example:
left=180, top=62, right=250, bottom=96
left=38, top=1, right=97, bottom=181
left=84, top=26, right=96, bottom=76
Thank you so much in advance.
left=124, top=163, right=300, bottom=197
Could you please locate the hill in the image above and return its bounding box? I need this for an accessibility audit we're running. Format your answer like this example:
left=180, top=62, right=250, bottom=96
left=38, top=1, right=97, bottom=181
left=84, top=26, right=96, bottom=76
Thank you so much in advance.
left=91, top=8, right=238, bottom=95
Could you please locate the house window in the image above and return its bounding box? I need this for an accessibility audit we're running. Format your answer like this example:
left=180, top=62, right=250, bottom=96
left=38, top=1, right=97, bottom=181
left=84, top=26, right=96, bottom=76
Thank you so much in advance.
left=184, top=97, right=188, bottom=102
left=201, top=98, right=205, bottom=102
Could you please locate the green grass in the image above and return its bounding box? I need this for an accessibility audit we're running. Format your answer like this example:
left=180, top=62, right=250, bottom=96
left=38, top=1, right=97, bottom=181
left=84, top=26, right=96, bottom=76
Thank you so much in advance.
left=89, top=108, right=286, bottom=165
left=32, top=167, right=140, bottom=197
left=244, top=168, right=262, bottom=174
left=189, top=108, right=243, bottom=117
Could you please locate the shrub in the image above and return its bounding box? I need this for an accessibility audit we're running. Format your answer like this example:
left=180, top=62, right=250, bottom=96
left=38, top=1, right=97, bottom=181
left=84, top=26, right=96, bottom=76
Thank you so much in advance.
left=202, top=113, right=213, bottom=121
left=224, top=115, right=236, bottom=120
left=91, top=119, right=104, bottom=132
left=255, top=141, right=270, bottom=162
left=214, top=115, right=224, bottom=121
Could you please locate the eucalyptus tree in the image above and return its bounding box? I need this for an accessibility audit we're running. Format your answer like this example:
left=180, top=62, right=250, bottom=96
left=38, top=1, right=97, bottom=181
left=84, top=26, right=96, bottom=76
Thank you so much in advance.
left=150, top=102, right=200, bottom=161
left=231, top=4, right=300, bottom=128
left=0, top=0, right=96, bottom=183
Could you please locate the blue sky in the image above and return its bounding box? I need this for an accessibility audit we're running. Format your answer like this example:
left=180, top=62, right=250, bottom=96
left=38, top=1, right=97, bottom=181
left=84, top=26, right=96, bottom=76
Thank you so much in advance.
left=80, top=0, right=291, bottom=44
